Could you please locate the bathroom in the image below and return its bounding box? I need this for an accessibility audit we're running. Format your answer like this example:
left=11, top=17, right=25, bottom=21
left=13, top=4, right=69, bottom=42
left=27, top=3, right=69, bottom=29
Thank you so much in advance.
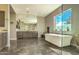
left=0, top=4, right=79, bottom=55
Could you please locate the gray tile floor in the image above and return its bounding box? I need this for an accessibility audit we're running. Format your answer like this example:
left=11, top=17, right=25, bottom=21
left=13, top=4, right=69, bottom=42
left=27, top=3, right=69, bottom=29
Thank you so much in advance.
left=16, top=38, right=58, bottom=55
left=0, top=38, right=79, bottom=55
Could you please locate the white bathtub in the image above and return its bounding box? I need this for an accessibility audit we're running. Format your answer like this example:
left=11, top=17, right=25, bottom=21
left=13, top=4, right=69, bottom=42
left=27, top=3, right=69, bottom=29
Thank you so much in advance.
left=45, top=34, right=72, bottom=47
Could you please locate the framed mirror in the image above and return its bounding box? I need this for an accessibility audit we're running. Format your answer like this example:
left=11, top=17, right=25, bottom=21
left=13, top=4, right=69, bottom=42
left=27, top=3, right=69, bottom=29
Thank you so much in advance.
left=0, top=11, right=5, bottom=27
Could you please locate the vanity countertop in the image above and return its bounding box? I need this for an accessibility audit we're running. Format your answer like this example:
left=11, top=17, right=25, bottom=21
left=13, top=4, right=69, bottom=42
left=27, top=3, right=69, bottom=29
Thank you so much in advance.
left=0, top=30, right=7, bottom=33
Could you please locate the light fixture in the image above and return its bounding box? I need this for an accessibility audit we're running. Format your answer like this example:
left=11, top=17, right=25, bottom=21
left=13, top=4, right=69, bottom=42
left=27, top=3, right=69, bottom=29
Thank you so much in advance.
left=26, top=8, right=31, bottom=15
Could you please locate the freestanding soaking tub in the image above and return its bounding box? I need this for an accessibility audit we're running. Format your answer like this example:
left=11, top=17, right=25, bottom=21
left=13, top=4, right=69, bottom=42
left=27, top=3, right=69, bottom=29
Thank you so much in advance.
left=45, top=34, right=72, bottom=47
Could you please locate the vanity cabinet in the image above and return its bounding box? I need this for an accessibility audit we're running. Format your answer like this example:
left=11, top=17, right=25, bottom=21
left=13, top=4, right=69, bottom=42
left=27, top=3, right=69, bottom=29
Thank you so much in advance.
left=0, top=32, right=7, bottom=50
left=17, top=31, right=23, bottom=39
left=17, top=31, right=38, bottom=39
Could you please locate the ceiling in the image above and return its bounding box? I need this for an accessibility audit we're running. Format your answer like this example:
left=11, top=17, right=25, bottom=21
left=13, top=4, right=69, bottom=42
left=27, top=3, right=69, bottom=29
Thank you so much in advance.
left=11, top=4, right=61, bottom=17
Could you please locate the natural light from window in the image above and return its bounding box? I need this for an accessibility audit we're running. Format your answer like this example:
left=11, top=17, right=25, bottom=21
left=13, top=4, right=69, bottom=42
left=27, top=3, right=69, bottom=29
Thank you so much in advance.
left=54, top=8, right=72, bottom=32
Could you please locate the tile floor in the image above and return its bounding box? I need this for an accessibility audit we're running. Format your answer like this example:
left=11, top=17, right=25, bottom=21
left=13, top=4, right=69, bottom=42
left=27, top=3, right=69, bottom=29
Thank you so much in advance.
left=0, top=38, right=79, bottom=55
left=16, top=38, right=58, bottom=55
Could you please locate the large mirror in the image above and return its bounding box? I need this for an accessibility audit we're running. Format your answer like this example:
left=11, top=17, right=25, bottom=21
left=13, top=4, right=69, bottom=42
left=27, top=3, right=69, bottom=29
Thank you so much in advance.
left=0, top=11, right=5, bottom=27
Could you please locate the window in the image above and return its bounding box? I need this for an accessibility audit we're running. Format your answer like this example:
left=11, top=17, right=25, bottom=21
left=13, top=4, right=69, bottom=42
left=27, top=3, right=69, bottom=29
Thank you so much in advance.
left=54, top=8, right=72, bottom=32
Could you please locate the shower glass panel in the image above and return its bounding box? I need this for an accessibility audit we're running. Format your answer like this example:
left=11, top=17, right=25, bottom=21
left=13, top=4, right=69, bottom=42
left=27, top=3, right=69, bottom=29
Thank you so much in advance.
left=62, top=4, right=79, bottom=55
